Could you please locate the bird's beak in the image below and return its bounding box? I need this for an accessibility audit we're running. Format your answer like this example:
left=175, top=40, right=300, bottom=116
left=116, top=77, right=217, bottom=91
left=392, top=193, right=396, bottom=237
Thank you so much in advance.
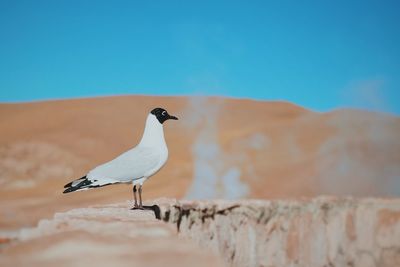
left=169, top=115, right=178, bottom=120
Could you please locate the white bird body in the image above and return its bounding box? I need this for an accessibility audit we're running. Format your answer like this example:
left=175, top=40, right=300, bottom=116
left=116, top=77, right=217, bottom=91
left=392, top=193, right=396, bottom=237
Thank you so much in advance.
left=86, top=114, right=168, bottom=186
left=63, top=107, right=178, bottom=204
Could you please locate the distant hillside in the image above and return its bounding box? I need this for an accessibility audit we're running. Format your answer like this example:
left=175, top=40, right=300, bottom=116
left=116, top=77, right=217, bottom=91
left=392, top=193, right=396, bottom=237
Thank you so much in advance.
left=0, top=95, right=399, bottom=229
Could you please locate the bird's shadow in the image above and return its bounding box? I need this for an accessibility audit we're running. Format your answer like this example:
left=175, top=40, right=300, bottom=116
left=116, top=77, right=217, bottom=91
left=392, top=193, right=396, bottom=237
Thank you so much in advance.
left=131, top=205, right=161, bottom=220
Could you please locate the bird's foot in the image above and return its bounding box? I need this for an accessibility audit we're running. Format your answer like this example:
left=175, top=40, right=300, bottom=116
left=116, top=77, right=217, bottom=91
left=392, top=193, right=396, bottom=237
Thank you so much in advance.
left=131, top=205, right=145, bottom=210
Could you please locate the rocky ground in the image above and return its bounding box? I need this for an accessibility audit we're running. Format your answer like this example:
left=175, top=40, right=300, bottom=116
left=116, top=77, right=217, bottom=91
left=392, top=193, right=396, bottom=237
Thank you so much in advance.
left=0, top=201, right=224, bottom=267
left=1, top=197, right=399, bottom=267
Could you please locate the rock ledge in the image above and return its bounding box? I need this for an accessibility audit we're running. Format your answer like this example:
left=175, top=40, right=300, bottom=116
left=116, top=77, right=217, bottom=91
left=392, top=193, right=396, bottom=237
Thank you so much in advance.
left=157, top=197, right=400, bottom=267
left=1, top=197, right=400, bottom=267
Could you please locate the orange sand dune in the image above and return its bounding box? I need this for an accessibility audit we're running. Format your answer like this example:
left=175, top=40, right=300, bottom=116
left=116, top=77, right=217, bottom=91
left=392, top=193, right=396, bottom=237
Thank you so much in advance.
left=0, top=96, right=399, bottom=230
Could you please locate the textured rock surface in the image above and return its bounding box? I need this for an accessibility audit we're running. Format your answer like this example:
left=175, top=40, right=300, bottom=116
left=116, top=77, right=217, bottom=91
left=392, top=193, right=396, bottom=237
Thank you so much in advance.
left=1, top=197, right=399, bottom=267
left=0, top=202, right=225, bottom=267
left=158, top=197, right=400, bottom=267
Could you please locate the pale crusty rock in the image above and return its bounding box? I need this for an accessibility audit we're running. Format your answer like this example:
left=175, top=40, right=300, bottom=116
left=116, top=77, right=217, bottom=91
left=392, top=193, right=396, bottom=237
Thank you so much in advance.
left=1, top=197, right=399, bottom=267
left=0, top=202, right=225, bottom=267
left=158, top=197, right=400, bottom=267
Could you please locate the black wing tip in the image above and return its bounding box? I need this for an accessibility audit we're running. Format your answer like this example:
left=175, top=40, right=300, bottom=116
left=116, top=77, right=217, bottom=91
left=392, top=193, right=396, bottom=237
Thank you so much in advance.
left=63, top=187, right=75, bottom=194
left=63, top=182, right=73, bottom=188
left=63, top=176, right=87, bottom=192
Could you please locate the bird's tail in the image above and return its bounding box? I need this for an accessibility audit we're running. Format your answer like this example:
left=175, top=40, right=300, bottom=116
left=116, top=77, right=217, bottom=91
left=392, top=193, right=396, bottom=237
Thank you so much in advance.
left=63, top=176, right=112, bottom=194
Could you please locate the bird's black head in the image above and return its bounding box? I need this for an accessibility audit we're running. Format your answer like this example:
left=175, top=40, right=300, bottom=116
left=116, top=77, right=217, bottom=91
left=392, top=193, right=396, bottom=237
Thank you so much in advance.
left=150, top=108, right=178, bottom=124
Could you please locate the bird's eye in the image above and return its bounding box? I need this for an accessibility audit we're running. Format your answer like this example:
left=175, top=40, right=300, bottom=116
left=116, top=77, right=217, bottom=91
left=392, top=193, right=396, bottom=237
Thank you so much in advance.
left=162, top=111, right=167, bottom=116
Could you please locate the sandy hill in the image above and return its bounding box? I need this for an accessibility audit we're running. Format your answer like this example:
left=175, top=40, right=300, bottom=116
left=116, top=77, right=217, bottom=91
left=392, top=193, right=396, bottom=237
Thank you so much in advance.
left=0, top=95, right=399, bottom=230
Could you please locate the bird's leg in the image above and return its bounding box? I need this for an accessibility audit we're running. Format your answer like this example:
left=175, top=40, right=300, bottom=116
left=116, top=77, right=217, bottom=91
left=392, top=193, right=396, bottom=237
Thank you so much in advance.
left=138, top=185, right=144, bottom=209
left=133, top=185, right=139, bottom=208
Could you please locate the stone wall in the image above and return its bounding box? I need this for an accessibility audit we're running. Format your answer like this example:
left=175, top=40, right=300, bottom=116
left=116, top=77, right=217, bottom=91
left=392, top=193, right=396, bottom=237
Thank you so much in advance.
left=2, top=197, right=399, bottom=267
left=158, top=197, right=400, bottom=267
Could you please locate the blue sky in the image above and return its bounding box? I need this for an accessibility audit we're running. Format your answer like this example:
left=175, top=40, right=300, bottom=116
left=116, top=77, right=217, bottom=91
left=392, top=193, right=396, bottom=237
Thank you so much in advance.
left=0, top=1, right=399, bottom=114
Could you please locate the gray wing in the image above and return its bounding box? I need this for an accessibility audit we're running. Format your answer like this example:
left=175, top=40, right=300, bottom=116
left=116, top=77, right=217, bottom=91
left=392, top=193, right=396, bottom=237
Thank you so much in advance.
left=86, top=146, right=161, bottom=184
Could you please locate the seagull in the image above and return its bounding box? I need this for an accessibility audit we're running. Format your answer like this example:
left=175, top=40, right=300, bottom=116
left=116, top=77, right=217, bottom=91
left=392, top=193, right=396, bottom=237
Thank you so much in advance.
left=63, top=107, right=178, bottom=209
